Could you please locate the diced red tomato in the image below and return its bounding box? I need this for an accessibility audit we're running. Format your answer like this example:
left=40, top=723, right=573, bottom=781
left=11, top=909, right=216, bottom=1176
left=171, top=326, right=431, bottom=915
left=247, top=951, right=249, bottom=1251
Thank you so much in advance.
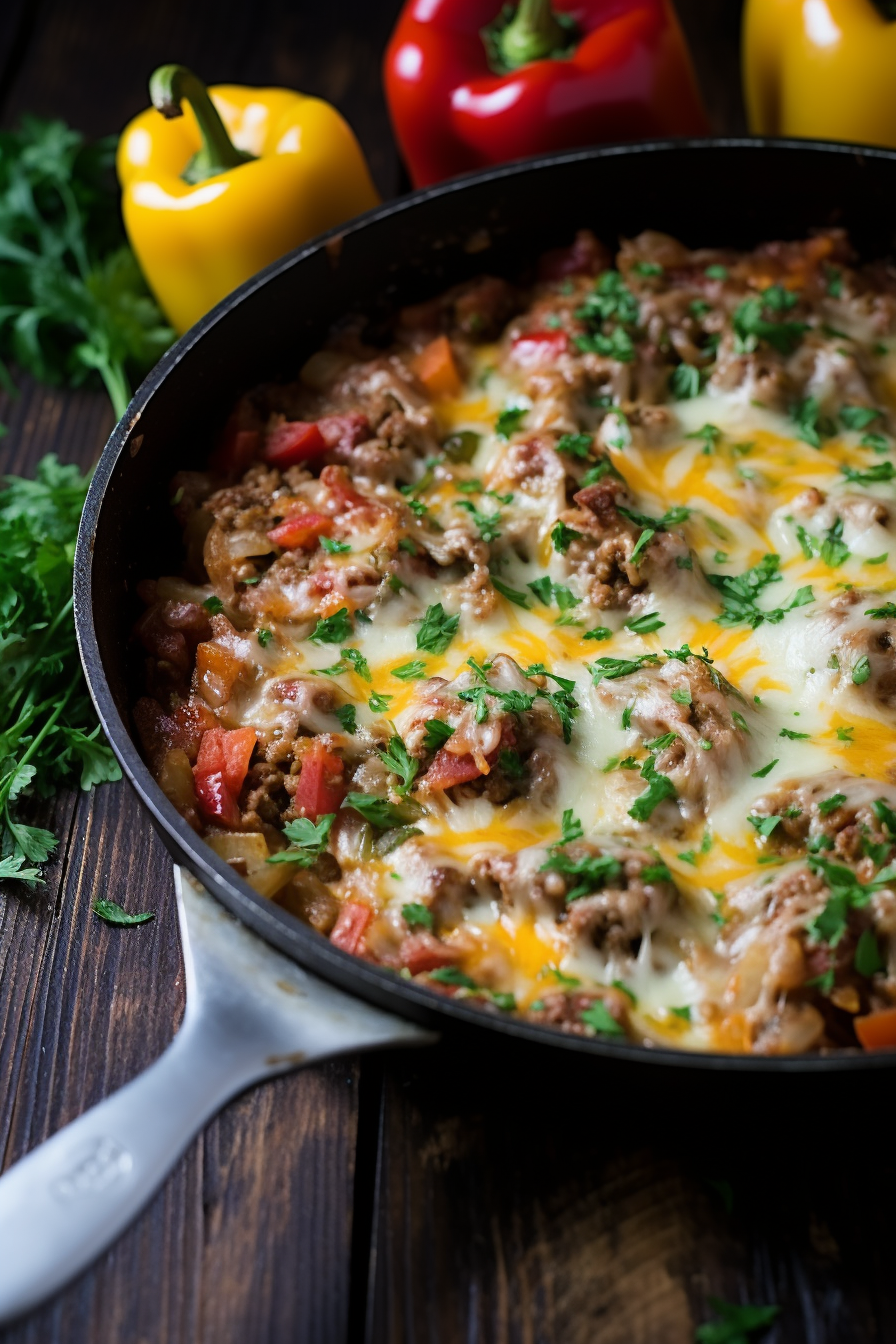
left=855, top=1006, right=896, bottom=1051
left=424, top=748, right=485, bottom=791
left=330, top=901, right=372, bottom=955
left=194, top=770, right=242, bottom=829
left=211, top=409, right=262, bottom=475
left=317, top=413, right=371, bottom=454
left=264, top=420, right=328, bottom=467
left=399, top=932, right=459, bottom=976
left=267, top=511, right=334, bottom=550
left=511, top=329, right=569, bottom=369
left=192, top=726, right=257, bottom=827
left=294, top=739, right=345, bottom=820
left=319, top=464, right=368, bottom=510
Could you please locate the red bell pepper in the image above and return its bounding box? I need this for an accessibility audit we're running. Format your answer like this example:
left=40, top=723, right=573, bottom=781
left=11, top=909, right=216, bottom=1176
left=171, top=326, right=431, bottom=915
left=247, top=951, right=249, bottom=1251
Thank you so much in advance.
left=264, top=420, right=328, bottom=467
left=193, top=726, right=257, bottom=827
left=267, top=511, right=334, bottom=550
left=330, top=900, right=373, bottom=955
left=294, top=739, right=346, bottom=820
left=384, top=0, right=708, bottom=188
left=511, top=328, right=570, bottom=367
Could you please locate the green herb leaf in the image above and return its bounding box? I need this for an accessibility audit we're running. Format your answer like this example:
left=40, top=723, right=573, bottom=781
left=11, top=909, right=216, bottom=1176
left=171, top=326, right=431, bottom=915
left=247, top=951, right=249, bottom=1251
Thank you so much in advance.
left=267, top=813, right=335, bottom=867
left=342, top=792, right=421, bottom=829
left=852, top=655, right=871, bottom=685
left=203, top=595, right=224, bottom=614
left=92, top=899, right=154, bottom=926
left=752, top=759, right=778, bottom=778
left=551, top=520, right=583, bottom=554
left=495, top=406, right=527, bottom=439
left=402, top=902, right=433, bottom=931
left=491, top=575, right=530, bottom=607
left=392, top=660, right=428, bottom=681
left=555, top=432, right=592, bottom=459
left=695, top=1297, right=780, bottom=1344
left=580, top=1000, right=624, bottom=1036
left=309, top=608, right=353, bottom=644
left=670, top=363, right=701, bottom=399
left=334, top=704, right=357, bottom=734
left=423, top=720, right=455, bottom=752
left=416, top=602, right=460, bottom=655
left=626, top=611, right=665, bottom=635
left=368, top=691, right=393, bottom=713
left=377, top=736, right=419, bottom=797
left=321, top=536, right=351, bottom=555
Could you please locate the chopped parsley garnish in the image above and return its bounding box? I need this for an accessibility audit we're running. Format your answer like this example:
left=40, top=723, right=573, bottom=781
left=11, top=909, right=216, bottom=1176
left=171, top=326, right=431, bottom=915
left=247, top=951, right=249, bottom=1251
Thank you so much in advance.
left=455, top=498, right=502, bottom=541
left=818, top=792, right=846, bottom=815
left=852, top=655, right=871, bottom=685
left=498, top=748, right=526, bottom=778
left=491, top=576, right=530, bottom=607
left=806, top=853, right=896, bottom=946
left=342, top=792, right=421, bottom=828
left=733, top=294, right=807, bottom=355
left=377, top=736, right=419, bottom=797
left=551, top=520, right=583, bottom=554
left=789, top=397, right=832, bottom=451
left=495, top=405, right=527, bottom=439
left=402, top=902, right=433, bottom=931
left=748, top=814, right=781, bottom=838
left=841, top=461, right=896, bottom=485
left=752, top=759, right=778, bottom=778
left=423, top=720, right=455, bottom=752
left=540, top=850, right=623, bottom=902
left=589, top=653, right=660, bottom=684
left=583, top=626, right=612, bottom=641
left=334, top=704, right=357, bottom=734
left=558, top=808, right=584, bottom=845
left=556, top=432, right=592, bottom=459
left=873, top=798, right=896, bottom=836
left=671, top=687, right=692, bottom=705
left=392, top=660, right=428, bottom=681
left=308, top=607, right=353, bottom=644
left=202, top=595, right=224, bottom=614
left=266, top=813, right=335, bottom=867
left=865, top=603, right=896, bottom=620
left=686, top=423, right=722, bottom=449
left=836, top=726, right=854, bottom=742
left=321, top=536, right=351, bottom=555
left=670, top=363, right=701, bottom=399
left=854, top=928, right=886, bottom=977
left=779, top=727, right=810, bottom=740
left=628, top=754, right=677, bottom=822
left=316, top=647, right=372, bottom=682
left=704, top=264, right=728, bottom=280
left=626, top=611, right=665, bottom=635
left=708, top=553, right=813, bottom=629
left=368, top=691, right=393, bottom=713
left=632, top=260, right=663, bottom=276
left=416, top=602, right=460, bottom=655
left=257, top=628, right=273, bottom=648
left=573, top=270, right=639, bottom=362
left=428, top=965, right=478, bottom=989
left=527, top=577, right=579, bottom=612
left=580, top=1000, right=624, bottom=1036
left=840, top=404, right=881, bottom=431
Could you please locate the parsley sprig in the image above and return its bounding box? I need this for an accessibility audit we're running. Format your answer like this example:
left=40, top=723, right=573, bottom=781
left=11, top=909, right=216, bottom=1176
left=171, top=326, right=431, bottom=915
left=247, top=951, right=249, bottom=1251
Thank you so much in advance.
left=708, top=554, right=813, bottom=629
left=0, top=456, right=121, bottom=883
left=0, top=116, right=174, bottom=419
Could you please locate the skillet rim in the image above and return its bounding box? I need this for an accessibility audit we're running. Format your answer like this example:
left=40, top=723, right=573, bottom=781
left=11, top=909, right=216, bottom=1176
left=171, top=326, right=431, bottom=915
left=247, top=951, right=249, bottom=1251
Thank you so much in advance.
left=75, top=136, right=896, bottom=1072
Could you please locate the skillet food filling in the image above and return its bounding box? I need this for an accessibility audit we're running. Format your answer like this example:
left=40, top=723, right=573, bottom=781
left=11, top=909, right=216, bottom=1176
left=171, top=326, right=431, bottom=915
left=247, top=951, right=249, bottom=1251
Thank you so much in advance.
left=135, top=228, right=896, bottom=1054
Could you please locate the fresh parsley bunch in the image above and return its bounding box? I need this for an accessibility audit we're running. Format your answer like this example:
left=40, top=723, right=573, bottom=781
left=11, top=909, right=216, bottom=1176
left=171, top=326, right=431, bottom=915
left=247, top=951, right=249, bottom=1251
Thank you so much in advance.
left=0, top=116, right=174, bottom=419
left=0, top=455, right=121, bottom=882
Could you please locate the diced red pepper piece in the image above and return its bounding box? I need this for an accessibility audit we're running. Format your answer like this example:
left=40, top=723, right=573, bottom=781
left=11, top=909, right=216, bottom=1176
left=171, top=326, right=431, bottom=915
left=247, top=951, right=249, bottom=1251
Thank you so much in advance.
left=330, top=901, right=372, bottom=955
left=264, top=420, right=328, bottom=468
left=194, top=770, right=242, bottom=829
left=267, top=511, right=334, bottom=550
left=511, top=329, right=570, bottom=368
left=424, top=748, right=485, bottom=791
left=294, top=739, right=345, bottom=820
left=319, top=464, right=368, bottom=510
left=855, top=1006, right=896, bottom=1051
left=399, top=932, right=460, bottom=976
left=212, top=409, right=263, bottom=474
left=317, top=413, right=371, bottom=454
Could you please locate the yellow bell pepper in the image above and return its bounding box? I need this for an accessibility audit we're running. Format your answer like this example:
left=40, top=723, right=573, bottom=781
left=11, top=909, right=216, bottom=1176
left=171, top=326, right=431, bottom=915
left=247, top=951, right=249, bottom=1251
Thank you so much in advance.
left=117, top=65, right=380, bottom=334
left=744, top=0, right=896, bottom=148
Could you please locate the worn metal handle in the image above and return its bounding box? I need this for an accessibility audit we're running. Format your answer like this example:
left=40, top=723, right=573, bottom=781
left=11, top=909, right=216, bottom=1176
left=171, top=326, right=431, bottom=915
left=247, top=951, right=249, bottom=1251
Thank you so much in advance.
left=0, top=1008, right=260, bottom=1323
left=0, top=869, right=435, bottom=1325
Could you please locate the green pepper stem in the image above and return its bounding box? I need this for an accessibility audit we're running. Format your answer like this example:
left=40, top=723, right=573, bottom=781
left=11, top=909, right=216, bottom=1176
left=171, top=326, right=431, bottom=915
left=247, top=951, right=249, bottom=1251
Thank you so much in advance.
left=149, top=64, right=255, bottom=185
left=497, top=0, right=569, bottom=68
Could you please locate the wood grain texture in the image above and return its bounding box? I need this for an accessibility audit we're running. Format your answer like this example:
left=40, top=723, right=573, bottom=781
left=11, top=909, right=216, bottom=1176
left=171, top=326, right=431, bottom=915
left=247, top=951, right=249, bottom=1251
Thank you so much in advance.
left=4, top=3, right=892, bottom=1343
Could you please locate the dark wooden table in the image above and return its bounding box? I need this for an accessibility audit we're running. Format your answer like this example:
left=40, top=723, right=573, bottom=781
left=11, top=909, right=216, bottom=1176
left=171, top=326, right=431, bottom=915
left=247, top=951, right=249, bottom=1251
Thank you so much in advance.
left=2, top=3, right=894, bottom=1341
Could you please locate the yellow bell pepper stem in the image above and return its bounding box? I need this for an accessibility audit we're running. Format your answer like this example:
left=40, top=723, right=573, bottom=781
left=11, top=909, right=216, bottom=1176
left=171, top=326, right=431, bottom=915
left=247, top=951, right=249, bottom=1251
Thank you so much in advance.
left=743, top=0, right=896, bottom=148
left=148, top=64, right=255, bottom=184
left=117, top=67, right=381, bottom=335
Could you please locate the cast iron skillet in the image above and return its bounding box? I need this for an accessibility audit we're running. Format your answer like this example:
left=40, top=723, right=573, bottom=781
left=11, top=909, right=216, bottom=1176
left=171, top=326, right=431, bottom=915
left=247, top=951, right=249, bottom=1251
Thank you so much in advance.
left=75, top=138, right=896, bottom=1072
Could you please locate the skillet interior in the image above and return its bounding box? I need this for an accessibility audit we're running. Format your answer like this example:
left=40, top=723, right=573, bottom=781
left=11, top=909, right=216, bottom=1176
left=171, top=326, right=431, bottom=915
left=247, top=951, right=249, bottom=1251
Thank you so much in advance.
left=76, top=138, right=896, bottom=1071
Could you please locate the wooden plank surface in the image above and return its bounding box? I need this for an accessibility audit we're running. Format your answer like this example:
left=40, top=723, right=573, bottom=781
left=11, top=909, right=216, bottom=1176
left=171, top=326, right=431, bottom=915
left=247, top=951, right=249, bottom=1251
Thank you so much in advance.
left=6, top=4, right=894, bottom=1344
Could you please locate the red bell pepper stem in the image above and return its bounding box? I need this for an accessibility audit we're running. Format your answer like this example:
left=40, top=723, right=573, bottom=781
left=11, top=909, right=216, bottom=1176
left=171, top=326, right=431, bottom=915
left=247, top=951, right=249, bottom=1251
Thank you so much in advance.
left=497, top=0, right=572, bottom=69
left=149, top=64, right=256, bottom=185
